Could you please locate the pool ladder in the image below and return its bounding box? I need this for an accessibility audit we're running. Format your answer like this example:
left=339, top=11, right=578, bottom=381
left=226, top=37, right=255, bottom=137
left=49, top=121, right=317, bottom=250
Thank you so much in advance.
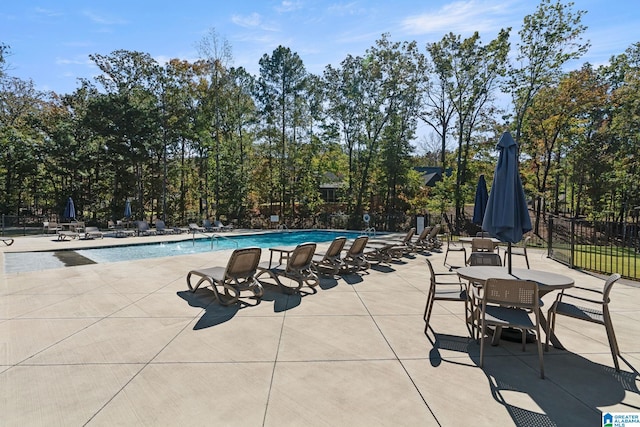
left=364, top=227, right=376, bottom=237
left=191, top=231, right=239, bottom=249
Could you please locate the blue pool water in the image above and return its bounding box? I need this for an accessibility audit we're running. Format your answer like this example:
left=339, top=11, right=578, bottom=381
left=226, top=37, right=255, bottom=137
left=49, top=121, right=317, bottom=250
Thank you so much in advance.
left=4, top=230, right=370, bottom=273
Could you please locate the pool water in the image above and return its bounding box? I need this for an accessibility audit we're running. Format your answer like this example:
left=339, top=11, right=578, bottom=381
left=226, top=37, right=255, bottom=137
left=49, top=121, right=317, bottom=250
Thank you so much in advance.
left=4, top=230, right=369, bottom=274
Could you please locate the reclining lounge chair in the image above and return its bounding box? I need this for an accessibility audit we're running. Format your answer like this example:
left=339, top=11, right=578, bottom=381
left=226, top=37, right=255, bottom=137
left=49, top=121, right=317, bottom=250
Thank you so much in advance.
left=256, top=242, right=319, bottom=294
left=342, top=235, right=370, bottom=272
left=186, top=247, right=264, bottom=306
left=312, top=236, right=347, bottom=275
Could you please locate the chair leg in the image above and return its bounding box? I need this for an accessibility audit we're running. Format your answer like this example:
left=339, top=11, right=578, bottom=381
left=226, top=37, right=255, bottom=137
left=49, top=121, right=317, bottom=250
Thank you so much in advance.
left=604, top=309, right=621, bottom=371
left=423, top=289, right=436, bottom=334
left=524, top=249, right=530, bottom=269
left=535, top=323, right=545, bottom=379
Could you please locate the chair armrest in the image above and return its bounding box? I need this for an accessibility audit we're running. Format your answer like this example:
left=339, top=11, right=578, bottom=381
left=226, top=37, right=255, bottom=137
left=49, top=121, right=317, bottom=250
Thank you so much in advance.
left=555, top=287, right=604, bottom=305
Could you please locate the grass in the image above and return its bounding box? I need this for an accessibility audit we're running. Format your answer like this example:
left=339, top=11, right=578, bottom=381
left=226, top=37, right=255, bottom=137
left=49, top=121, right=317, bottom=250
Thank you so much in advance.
left=552, top=243, right=640, bottom=279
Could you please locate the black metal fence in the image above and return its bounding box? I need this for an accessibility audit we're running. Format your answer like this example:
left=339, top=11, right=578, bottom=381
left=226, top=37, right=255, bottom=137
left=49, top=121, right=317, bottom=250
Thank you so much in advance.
left=548, top=215, right=640, bottom=280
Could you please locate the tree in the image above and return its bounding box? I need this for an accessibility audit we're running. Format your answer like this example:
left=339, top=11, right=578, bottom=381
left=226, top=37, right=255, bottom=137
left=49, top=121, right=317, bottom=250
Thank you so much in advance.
left=255, top=46, right=308, bottom=220
left=505, top=0, right=589, bottom=143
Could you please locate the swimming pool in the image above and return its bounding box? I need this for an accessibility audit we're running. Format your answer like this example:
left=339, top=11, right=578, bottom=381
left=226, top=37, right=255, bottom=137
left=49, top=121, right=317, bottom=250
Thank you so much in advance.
left=4, top=230, right=370, bottom=274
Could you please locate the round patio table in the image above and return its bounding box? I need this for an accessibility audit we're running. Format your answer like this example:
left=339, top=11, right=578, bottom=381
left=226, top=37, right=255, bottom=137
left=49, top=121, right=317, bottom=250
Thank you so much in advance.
left=456, top=266, right=574, bottom=349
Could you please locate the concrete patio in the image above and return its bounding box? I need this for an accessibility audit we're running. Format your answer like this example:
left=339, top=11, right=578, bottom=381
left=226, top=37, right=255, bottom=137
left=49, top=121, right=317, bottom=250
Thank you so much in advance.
left=1, top=231, right=639, bottom=426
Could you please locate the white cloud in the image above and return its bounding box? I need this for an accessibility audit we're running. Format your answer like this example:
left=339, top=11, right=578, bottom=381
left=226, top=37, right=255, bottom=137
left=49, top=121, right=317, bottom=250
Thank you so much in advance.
left=400, top=0, right=516, bottom=36
left=34, top=7, right=63, bottom=17
left=82, top=10, right=128, bottom=26
left=276, top=1, right=303, bottom=13
left=232, top=12, right=263, bottom=28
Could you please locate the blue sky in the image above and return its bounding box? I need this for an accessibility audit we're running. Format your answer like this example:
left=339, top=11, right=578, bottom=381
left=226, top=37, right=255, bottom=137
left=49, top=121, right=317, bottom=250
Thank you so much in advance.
left=1, top=0, right=639, bottom=95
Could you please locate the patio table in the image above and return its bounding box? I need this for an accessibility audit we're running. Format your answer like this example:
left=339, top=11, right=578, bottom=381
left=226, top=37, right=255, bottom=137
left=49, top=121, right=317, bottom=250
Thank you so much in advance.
left=456, top=266, right=574, bottom=349
left=268, top=246, right=295, bottom=267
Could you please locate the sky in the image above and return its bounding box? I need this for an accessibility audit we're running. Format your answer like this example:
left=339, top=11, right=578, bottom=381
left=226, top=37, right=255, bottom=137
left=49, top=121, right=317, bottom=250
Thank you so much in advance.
left=1, top=0, right=639, bottom=96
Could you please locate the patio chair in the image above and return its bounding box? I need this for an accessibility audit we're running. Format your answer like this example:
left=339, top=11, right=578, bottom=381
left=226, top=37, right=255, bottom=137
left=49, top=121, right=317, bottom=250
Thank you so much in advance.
left=256, top=242, right=318, bottom=294
left=214, top=220, right=233, bottom=231
left=470, top=237, right=497, bottom=253
left=478, top=278, right=544, bottom=379
left=465, top=252, right=503, bottom=338
left=467, top=252, right=502, bottom=267
left=423, top=258, right=470, bottom=337
left=1, top=236, right=14, bottom=246
left=443, top=232, right=467, bottom=270
left=342, top=235, right=370, bottom=272
left=504, top=235, right=531, bottom=269
left=43, top=221, right=62, bottom=234
left=546, top=273, right=622, bottom=371
left=82, top=226, right=104, bottom=239
left=57, top=230, right=78, bottom=241
left=186, top=247, right=263, bottom=306
left=312, top=236, right=347, bottom=275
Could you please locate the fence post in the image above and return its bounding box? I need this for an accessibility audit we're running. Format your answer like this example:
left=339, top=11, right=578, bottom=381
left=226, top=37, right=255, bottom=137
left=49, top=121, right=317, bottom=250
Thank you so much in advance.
left=570, top=218, right=575, bottom=269
left=547, top=216, right=553, bottom=258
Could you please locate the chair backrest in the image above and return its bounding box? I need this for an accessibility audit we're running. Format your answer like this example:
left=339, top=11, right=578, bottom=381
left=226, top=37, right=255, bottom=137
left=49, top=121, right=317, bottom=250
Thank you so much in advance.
left=137, top=221, right=150, bottom=231
left=468, top=252, right=502, bottom=266
left=520, top=235, right=531, bottom=247
left=287, top=242, right=316, bottom=272
left=325, top=237, right=347, bottom=258
left=471, top=238, right=495, bottom=252
left=189, top=223, right=199, bottom=230
left=225, top=247, right=262, bottom=280
left=427, top=224, right=441, bottom=240
left=425, top=258, right=437, bottom=284
left=476, top=231, right=491, bottom=238
left=416, top=226, right=431, bottom=242
left=402, top=228, right=416, bottom=244
left=85, top=226, right=100, bottom=233
left=603, top=273, right=621, bottom=303
left=203, top=219, right=213, bottom=228
left=346, top=236, right=368, bottom=256
left=483, top=278, right=539, bottom=310
left=155, top=220, right=166, bottom=230
left=214, top=220, right=223, bottom=228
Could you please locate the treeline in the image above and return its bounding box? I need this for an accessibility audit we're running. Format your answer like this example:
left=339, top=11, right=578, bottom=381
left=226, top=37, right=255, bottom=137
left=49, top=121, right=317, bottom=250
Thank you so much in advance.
left=1, top=0, right=639, bottom=233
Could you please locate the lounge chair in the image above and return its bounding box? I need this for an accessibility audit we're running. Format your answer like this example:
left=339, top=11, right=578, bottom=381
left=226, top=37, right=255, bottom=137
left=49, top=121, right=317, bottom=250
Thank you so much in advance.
left=154, top=220, right=175, bottom=235
left=425, top=224, right=443, bottom=250
left=256, top=242, right=319, bottom=293
left=1, top=236, right=14, bottom=246
left=366, top=228, right=416, bottom=263
left=202, top=219, right=221, bottom=232
left=189, top=223, right=205, bottom=233
left=57, top=230, right=78, bottom=241
left=82, top=226, right=104, bottom=239
left=409, top=226, right=432, bottom=253
left=312, top=236, right=347, bottom=275
left=187, top=247, right=263, bottom=305
left=136, top=220, right=156, bottom=236
left=342, top=235, right=370, bottom=272
left=214, top=220, right=233, bottom=231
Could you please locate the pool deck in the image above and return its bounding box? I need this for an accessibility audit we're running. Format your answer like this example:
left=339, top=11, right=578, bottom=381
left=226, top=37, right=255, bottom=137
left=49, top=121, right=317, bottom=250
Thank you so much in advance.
left=1, top=230, right=639, bottom=426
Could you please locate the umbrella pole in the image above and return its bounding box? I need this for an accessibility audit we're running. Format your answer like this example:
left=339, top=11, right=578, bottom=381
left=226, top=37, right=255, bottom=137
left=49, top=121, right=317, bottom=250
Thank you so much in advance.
left=507, top=242, right=512, bottom=274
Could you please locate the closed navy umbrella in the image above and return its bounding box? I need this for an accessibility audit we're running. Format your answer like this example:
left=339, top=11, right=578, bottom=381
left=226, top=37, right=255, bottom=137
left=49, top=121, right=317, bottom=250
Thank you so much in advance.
left=63, top=197, right=76, bottom=220
left=482, top=131, right=532, bottom=273
left=472, top=174, right=489, bottom=226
